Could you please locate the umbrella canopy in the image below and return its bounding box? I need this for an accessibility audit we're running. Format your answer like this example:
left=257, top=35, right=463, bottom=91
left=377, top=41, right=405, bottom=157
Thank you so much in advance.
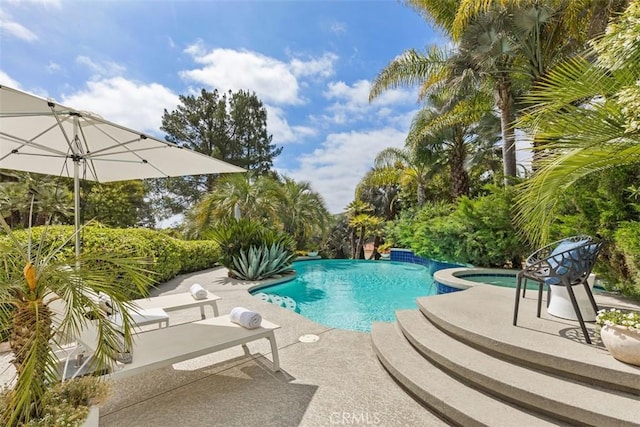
left=0, top=85, right=245, bottom=256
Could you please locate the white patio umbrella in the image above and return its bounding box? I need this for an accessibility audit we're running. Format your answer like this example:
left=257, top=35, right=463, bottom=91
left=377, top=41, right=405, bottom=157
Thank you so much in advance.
left=0, top=85, right=245, bottom=257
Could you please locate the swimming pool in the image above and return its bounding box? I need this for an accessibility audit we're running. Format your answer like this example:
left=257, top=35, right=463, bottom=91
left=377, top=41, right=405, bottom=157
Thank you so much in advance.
left=251, top=259, right=435, bottom=332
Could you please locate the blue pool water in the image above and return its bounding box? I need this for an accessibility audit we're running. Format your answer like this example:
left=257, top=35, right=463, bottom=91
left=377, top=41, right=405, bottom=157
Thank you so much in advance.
left=251, top=259, right=435, bottom=332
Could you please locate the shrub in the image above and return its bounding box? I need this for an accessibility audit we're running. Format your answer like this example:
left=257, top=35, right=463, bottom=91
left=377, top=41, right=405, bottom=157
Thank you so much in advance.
left=612, top=222, right=640, bottom=298
left=24, top=377, right=110, bottom=427
left=1, top=224, right=219, bottom=298
left=210, top=219, right=295, bottom=280
left=386, top=187, right=529, bottom=267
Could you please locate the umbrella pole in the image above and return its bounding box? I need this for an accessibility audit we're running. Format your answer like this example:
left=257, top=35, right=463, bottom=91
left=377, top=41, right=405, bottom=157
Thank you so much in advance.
left=73, top=116, right=81, bottom=262
left=74, top=159, right=81, bottom=260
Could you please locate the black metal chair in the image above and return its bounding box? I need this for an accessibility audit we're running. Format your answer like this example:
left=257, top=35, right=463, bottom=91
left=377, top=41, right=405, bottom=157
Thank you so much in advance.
left=513, top=235, right=603, bottom=344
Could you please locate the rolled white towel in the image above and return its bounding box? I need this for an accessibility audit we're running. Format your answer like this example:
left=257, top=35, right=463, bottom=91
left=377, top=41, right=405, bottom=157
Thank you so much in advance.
left=230, top=307, right=262, bottom=329
left=190, top=283, right=208, bottom=300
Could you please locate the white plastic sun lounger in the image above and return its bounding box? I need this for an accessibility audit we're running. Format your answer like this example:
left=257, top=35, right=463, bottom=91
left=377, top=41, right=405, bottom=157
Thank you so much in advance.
left=131, top=292, right=221, bottom=320
left=76, top=314, right=281, bottom=380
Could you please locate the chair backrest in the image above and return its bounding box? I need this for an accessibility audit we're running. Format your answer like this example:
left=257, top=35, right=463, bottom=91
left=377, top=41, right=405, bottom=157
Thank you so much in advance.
left=546, top=239, right=603, bottom=286
left=525, top=235, right=592, bottom=266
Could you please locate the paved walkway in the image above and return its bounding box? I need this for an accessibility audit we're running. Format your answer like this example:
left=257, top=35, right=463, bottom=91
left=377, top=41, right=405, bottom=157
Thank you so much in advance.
left=99, top=267, right=447, bottom=427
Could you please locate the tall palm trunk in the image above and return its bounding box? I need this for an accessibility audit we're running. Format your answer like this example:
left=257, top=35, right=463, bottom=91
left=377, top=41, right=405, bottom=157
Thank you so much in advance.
left=350, top=229, right=357, bottom=259
left=496, top=80, right=517, bottom=184
left=450, top=128, right=470, bottom=198
left=356, top=225, right=366, bottom=259
left=417, top=180, right=426, bottom=207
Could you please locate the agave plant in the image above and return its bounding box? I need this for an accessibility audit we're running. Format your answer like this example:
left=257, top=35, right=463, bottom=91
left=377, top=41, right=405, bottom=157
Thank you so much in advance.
left=230, top=243, right=295, bottom=281
left=0, top=215, right=153, bottom=426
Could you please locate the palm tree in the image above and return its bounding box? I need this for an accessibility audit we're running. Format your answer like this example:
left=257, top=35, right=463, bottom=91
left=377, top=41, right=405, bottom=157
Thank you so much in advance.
left=375, top=145, right=443, bottom=207
left=276, top=177, right=331, bottom=249
left=377, top=0, right=627, bottom=182
left=356, top=167, right=402, bottom=221
left=186, top=173, right=280, bottom=237
left=515, top=1, right=640, bottom=245
left=0, top=173, right=73, bottom=227
left=407, top=82, right=497, bottom=198
left=356, top=167, right=403, bottom=258
left=0, top=218, right=152, bottom=425
left=345, top=200, right=374, bottom=259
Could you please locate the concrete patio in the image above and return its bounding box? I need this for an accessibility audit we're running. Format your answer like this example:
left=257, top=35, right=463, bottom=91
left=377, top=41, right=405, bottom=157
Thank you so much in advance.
left=98, top=266, right=448, bottom=427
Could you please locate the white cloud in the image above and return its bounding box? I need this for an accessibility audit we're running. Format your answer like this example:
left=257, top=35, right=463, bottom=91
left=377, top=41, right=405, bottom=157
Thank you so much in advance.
left=281, top=127, right=407, bottom=213
left=60, top=77, right=179, bottom=134
left=180, top=46, right=336, bottom=106
left=0, top=70, right=21, bottom=88
left=321, top=79, right=416, bottom=124
left=0, top=10, right=37, bottom=41
left=47, top=61, right=61, bottom=73
left=76, top=56, right=126, bottom=78
left=289, top=53, right=337, bottom=78
left=266, top=104, right=317, bottom=144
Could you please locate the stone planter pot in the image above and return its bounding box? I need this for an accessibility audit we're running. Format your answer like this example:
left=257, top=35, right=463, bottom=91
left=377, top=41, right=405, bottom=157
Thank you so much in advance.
left=600, top=325, right=640, bottom=366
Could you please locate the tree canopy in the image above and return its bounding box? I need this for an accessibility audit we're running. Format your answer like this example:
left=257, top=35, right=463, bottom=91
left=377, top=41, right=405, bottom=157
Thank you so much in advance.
left=154, top=88, right=282, bottom=217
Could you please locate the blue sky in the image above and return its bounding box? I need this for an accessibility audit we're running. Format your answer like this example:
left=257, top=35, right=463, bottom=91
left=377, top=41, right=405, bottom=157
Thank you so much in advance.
left=0, top=0, right=446, bottom=214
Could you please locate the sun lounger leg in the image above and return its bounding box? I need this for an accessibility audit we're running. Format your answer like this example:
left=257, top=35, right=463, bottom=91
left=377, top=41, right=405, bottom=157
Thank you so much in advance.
left=241, top=344, right=251, bottom=356
left=266, top=332, right=280, bottom=372
left=200, top=302, right=219, bottom=319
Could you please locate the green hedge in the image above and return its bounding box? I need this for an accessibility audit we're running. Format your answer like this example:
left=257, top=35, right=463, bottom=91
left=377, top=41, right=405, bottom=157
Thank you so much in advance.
left=3, top=224, right=219, bottom=297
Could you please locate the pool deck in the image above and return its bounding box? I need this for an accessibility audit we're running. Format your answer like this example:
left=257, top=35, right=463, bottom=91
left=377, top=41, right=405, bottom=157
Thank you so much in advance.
left=97, top=266, right=447, bottom=427
left=1, top=264, right=638, bottom=426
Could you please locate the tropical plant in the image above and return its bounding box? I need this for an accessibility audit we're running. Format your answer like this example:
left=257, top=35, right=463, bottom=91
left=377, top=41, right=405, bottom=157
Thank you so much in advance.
left=386, top=186, right=528, bottom=267
left=230, top=243, right=296, bottom=281
left=276, top=177, right=331, bottom=250
left=375, top=143, right=444, bottom=207
left=345, top=200, right=375, bottom=259
left=209, top=219, right=295, bottom=280
left=185, top=173, right=280, bottom=238
left=323, top=214, right=351, bottom=259
left=0, top=216, right=153, bottom=426
left=0, top=172, right=73, bottom=228
left=515, top=1, right=640, bottom=246
left=378, top=0, right=625, bottom=184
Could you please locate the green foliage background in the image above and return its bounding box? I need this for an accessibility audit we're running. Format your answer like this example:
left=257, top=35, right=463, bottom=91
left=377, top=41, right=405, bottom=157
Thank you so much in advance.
left=386, top=187, right=529, bottom=268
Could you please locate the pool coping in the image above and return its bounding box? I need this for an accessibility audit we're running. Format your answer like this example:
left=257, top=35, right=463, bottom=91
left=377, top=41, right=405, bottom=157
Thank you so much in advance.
left=433, top=267, right=520, bottom=291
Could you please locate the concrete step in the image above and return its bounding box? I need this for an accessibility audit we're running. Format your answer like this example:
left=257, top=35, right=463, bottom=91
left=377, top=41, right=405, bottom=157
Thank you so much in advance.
left=371, top=322, right=562, bottom=427
left=396, top=309, right=640, bottom=426
left=416, top=286, right=640, bottom=395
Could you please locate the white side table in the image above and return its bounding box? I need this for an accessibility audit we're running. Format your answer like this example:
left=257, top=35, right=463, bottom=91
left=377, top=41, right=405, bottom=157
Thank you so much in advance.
left=547, top=274, right=597, bottom=321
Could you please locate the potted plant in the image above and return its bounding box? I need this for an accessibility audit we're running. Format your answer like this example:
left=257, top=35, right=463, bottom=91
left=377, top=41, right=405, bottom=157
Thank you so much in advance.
left=596, top=308, right=640, bottom=366
left=0, top=215, right=153, bottom=426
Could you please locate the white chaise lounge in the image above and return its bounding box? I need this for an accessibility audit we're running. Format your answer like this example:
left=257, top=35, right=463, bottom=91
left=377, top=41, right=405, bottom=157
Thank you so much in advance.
left=77, top=314, right=281, bottom=379
left=132, top=291, right=221, bottom=320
